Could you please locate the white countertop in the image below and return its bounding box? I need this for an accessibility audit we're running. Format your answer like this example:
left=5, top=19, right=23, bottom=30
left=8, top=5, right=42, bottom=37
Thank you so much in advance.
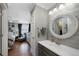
left=38, top=40, right=79, bottom=56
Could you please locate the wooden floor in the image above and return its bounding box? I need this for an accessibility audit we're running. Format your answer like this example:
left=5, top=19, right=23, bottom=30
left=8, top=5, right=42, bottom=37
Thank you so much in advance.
left=8, top=41, right=32, bottom=56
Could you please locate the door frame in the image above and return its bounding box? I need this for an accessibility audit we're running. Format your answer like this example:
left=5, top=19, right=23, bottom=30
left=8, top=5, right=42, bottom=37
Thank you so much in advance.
left=1, top=3, right=8, bottom=56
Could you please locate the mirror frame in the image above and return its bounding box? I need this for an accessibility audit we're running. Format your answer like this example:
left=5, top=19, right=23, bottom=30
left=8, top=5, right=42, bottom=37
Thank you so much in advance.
left=49, top=14, right=78, bottom=39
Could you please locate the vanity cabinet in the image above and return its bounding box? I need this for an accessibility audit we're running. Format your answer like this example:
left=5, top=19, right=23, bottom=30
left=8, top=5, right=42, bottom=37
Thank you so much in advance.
left=38, top=43, right=59, bottom=56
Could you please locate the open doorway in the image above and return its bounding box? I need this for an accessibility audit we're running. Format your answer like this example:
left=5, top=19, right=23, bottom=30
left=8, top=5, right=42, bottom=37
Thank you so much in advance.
left=8, top=21, right=32, bottom=56
left=7, top=3, right=35, bottom=56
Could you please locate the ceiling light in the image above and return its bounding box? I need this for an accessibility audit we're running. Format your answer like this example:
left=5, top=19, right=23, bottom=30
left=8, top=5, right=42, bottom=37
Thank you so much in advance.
left=49, top=11, right=53, bottom=15
left=53, top=8, right=57, bottom=12
left=59, top=4, right=64, bottom=9
left=9, top=20, right=13, bottom=22
left=49, top=8, right=57, bottom=15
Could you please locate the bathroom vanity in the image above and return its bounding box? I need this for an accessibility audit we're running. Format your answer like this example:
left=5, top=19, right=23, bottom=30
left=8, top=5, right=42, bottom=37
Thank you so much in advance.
left=38, top=40, right=79, bottom=56
left=38, top=43, right=59, bottom=56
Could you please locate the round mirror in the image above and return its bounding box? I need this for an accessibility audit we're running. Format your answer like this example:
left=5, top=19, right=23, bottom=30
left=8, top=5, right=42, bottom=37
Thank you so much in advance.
left=49, top=14, right=78, bottom=39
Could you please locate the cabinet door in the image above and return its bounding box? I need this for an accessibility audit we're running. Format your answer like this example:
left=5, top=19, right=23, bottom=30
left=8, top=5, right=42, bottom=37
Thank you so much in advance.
left=38, top=44, right=59, bottom=56
left=0, top=5, right=2, bottom=54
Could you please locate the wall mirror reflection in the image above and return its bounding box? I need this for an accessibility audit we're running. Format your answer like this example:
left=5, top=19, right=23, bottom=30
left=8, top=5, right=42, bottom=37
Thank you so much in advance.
left=53, top=17, right=68, bottom=35
left=50, top=14, right=78, bottom=39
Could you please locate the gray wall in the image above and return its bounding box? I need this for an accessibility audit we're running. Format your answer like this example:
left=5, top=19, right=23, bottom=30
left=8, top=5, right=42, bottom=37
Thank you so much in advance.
left=48, top=4, right=79, bottom=50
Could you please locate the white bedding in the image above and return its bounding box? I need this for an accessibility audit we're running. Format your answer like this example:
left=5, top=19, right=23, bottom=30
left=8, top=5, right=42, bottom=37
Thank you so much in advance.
left=8, top=32, right=15, bottom=41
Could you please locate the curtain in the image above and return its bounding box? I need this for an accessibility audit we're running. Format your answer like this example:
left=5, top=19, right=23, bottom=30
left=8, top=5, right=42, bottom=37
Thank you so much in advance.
left=18, top=24, right=22, bottom=37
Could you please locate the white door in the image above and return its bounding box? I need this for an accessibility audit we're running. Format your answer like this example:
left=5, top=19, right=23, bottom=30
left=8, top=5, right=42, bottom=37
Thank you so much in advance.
left=0, top=5, right=2, bottom=54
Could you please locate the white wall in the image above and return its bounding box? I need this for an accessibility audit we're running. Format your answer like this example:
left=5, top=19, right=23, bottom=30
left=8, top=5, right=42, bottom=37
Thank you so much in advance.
left=31, top=6, right=48, bottom=55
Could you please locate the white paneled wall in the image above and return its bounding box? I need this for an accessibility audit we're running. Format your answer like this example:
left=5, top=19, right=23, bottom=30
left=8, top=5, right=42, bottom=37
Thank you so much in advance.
left=31, top=6, right=48, bottom=55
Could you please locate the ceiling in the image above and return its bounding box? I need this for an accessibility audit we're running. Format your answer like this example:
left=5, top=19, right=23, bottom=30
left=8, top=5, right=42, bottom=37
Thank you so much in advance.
left=36, top=3, right=57, bottom=11
left=8, top=3, right=58, bottom=23
left=8, top=3, right=57, bottom=12
left=8, top=3, right=35, bottom=12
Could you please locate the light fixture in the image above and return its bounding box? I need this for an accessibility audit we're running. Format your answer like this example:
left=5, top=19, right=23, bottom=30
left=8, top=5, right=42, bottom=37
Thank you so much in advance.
left=59, top=4, right=64, bottom=9
left=53, top=8, right=57, bottom=12
left=49, top=11, right=53, bottom=15
left=49, top=8, right=57, bottom=15
left=9, top=20, right=13, bottom=22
